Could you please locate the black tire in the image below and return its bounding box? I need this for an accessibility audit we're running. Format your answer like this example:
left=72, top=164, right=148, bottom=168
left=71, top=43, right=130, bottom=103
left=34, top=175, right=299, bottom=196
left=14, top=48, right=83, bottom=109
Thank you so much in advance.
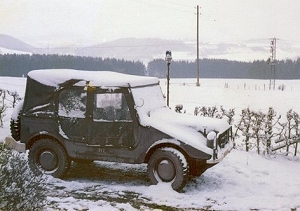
left=29, top=139, right=70, bottom=178
left=147, top=147, right=189, bottom=191
left=10, top=114, right=21, bottom=141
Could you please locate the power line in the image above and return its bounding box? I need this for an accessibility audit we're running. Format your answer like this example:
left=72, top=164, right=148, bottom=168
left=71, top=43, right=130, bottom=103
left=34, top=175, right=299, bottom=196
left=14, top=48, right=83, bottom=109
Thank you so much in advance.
left=196, top=5, right=200, bottom=86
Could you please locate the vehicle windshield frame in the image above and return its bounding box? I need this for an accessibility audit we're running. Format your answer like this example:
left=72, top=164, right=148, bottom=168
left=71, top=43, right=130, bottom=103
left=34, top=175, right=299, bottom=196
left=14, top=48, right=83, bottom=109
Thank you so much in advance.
left=131, top=84, right=166, bottom=115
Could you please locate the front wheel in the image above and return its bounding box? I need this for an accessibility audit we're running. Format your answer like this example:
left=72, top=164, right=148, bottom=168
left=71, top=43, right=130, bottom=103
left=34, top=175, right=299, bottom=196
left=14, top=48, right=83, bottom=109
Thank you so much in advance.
left=29, top=139, right=70, bottom=178
left=147, top=147, right=189, bottom=191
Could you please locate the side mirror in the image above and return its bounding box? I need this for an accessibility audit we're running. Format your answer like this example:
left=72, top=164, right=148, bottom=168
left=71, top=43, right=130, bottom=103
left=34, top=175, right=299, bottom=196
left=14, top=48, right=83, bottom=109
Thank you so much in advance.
left=134, top=98, right=144, bottom=108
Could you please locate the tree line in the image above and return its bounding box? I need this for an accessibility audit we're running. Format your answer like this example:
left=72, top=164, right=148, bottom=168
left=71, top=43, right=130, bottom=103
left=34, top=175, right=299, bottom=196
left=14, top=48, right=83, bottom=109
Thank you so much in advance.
left=147, top=58, right=300, bottom=79
left=0, top=54, right=146, bottom=77
left=1, top=54, right=300, bottom=79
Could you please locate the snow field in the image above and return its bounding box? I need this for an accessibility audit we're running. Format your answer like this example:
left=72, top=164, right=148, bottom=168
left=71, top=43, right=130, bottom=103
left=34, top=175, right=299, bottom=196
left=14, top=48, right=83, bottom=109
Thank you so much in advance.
left=1, top=76, right=300, bottom=210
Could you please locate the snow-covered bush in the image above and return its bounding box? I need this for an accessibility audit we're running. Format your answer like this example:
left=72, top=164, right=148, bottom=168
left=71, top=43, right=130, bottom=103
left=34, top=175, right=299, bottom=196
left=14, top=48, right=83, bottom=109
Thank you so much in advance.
left=275, top=109, right=300, bottom=156
left=0, top=143, right=48, bottom=210
left=234, top=107, right=280, bottom=154
left=233, top=107, right=300, bottom=156
left=195, top=106, right=221, bottom=118
left=250, top=110, right=265, bottom=154
left=0, top=89, right=6, bottom=127
left=194, top=106, right=235, bottom=124
left=6, top=90, right=22, bottom=108
left=285, top=109, right=300, bottom=155
left=263, top=107, right=281, bottom=154
left=235, top=108, right=253, bottom=152
left=175, top=104, right=184, bottom=113
left=220, top=106, right=235, bottom=125
left=192, top=105, right=299, bottom=156
left=0, top=89, right=23, bottom=127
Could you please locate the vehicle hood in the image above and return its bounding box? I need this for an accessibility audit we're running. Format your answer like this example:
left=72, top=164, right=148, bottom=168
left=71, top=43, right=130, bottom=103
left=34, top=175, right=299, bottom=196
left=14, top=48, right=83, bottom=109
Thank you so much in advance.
left=137, top=107, right=230, bottom=154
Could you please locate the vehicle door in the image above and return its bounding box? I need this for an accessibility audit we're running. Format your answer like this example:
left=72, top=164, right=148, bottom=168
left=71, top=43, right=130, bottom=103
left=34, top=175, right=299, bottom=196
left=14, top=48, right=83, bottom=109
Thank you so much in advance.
left=57, top=87, right=89, bottom=143
left=89, top=89, right=134, bottom=148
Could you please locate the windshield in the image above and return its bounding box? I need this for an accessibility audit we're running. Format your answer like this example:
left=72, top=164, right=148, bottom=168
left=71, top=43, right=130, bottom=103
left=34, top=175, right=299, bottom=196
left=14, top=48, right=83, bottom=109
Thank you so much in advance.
left=131, top=84, right=166, bottom=124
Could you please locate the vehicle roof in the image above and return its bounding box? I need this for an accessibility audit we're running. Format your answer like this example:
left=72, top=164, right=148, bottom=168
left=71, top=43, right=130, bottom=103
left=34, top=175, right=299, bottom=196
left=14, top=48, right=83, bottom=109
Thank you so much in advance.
left=28, top=69, right=159, bottom=88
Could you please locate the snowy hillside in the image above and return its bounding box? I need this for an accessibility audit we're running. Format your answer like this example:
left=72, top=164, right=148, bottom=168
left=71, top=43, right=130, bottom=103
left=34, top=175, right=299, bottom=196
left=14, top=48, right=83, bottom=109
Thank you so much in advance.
left=1, top=34, right=300, bottom=63
left=0, top=47, right=32, bottom=55
left=0, top=76, right=300, bottom=210
left=0, top=34, right=35, bottom=54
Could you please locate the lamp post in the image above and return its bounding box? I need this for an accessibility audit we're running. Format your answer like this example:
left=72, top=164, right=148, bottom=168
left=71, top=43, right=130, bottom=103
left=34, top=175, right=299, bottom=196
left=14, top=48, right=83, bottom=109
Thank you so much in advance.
left=165, top=51, right=172, bottom=107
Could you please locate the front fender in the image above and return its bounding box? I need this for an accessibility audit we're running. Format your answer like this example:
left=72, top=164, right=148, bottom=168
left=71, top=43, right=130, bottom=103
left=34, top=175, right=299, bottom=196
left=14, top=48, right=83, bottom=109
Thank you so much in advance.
left=145, top=138, right=211, bottom=162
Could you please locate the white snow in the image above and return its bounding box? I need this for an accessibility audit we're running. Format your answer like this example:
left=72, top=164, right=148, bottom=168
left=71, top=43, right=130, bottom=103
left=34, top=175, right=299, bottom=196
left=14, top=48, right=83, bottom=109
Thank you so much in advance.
left=131, top=84, right=230, bottom=155
left=11, top=100, right=23, bottom=120
left=0, top=47, right=32, bottom=55
left=1, top=75, right=300, bottom=210
left=131, top=84, right=166, bottom=125
left=28, top=69, right=159, bottom=88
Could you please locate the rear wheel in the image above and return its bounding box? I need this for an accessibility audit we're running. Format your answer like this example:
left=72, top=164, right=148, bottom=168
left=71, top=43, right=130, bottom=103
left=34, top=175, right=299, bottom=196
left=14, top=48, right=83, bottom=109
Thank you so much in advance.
left=10, top=113, right=21, bottom=141
left=147, top=147, right=189, bottom=191
left=10, top=101, right=23, bottom=141
left=29, top=139, right=70, bottom=178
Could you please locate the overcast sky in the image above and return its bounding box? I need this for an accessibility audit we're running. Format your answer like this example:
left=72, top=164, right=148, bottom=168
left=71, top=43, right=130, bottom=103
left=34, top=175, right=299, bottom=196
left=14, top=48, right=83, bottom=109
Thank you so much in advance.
left=1, top=0, right=300, bottom=48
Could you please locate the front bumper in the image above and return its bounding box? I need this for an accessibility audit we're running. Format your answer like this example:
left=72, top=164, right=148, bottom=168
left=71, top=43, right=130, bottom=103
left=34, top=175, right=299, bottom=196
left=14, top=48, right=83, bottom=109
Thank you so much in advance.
left=206, top=127, right=233, bottom=164
left=206, top=141, right=233, bottom=164
left=5, top=136, right=26, bottom=152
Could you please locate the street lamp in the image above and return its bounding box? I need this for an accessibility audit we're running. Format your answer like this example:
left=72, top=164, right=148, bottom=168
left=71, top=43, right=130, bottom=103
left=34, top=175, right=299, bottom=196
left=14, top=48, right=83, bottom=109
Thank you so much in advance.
left=165, top=51, right=172, bottom=107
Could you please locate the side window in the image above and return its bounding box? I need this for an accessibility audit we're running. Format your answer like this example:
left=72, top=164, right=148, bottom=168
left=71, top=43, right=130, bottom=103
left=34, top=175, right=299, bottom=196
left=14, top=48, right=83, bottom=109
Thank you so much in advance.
left=93, top=93, right=132, bottom=121
left=58, top=89, right=87, bottom=118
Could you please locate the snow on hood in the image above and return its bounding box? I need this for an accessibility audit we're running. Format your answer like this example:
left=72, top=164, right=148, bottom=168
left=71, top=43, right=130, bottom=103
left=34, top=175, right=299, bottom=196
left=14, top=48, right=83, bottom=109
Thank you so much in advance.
left=131, top=84, right=230, bottom=154
left=28, top=69, right=159, bottom=88
left=150, top=107, right=230, bottom=134
left=143, top=107, right=230, bottom=154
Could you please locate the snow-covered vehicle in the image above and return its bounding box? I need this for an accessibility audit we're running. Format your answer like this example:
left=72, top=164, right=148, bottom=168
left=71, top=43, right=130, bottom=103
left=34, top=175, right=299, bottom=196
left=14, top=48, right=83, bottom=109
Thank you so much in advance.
left=6, top=69, right=233, bottom=191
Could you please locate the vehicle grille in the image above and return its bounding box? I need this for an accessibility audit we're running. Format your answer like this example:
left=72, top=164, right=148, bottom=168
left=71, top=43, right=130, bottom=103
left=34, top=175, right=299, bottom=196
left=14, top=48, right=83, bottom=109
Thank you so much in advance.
left=217, top=126, right=232, bottom=148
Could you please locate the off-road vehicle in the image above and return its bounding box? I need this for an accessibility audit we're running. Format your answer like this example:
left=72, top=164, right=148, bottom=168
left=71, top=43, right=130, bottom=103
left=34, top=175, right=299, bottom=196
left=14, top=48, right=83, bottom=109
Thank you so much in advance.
left=6, top=69, right=233, bottom=191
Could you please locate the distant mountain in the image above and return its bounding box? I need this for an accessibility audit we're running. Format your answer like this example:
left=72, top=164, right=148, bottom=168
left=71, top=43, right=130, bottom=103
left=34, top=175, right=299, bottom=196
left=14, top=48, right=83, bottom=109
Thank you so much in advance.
left=0, top=34, right=299, bottom=63
left=74, top=38, right=196, bottom=63
left=0, top=35, right=197, bottom=62
left=34, top=38, right=300, bottom=63
left=0, top=34, right=35, bottom=53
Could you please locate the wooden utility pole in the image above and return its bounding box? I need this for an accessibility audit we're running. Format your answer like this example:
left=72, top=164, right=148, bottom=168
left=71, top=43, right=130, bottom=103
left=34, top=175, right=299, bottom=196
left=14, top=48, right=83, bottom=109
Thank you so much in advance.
left=196, top=5, right=200, bottom=86
left=269, top=38, right=276, bottom=90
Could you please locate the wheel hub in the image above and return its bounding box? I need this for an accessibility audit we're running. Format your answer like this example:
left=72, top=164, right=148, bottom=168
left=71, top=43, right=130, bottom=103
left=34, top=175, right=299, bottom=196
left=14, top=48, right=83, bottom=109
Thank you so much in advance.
left=157, top=159, right=175, bottom=182
left=39, top=151, right=57, bottom=171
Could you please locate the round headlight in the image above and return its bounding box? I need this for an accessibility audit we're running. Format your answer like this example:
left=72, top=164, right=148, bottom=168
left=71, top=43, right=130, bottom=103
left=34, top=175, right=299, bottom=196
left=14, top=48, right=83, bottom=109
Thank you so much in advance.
left=206, top=131, right=217, bottom=149
left=207, top=131, right=217, bottom=141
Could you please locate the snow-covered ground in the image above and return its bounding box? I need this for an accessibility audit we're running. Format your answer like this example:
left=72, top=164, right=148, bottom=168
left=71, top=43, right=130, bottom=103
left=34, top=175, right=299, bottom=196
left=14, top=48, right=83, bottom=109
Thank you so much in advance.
left=1, top=75, right=300, bottom=210
left=0, top=47, right=32, bottom=55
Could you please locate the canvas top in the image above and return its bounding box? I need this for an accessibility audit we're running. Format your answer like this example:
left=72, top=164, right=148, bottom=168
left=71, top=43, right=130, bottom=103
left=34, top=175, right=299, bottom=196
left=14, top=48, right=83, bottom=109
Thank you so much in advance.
left=28, top=69, right=159, bottom=88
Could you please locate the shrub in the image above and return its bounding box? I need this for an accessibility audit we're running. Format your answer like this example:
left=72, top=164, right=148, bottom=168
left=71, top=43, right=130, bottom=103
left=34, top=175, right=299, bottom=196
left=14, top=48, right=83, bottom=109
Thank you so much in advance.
left=0, top=89, right=6, bottom=127
left=0, top=143, right=48, bottom=210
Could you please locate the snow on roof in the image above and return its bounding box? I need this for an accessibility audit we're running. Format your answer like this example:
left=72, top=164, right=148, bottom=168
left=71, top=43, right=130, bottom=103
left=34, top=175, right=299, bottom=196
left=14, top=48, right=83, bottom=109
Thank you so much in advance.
left=28, top=69, right=159, bottom=88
